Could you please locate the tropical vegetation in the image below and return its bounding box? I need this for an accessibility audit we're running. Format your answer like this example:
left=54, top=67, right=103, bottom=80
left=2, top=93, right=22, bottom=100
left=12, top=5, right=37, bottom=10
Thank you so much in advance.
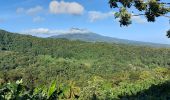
left=0, top=30, right=170, bottom=99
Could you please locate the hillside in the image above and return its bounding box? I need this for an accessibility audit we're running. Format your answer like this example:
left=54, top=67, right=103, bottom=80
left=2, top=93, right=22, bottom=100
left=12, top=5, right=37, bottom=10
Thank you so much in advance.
left=0, top=29, right=170, bottom=99
left=50, top=32, right=170, bottom=48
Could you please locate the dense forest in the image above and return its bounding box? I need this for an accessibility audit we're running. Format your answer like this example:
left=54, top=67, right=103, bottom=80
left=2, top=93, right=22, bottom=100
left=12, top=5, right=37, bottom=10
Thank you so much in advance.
left=0, top=29, right=170, bottom=100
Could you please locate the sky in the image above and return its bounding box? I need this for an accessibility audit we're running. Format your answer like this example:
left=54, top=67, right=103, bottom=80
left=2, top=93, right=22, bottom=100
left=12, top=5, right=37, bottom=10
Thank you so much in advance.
left=0, top=0, right=170, bottom=44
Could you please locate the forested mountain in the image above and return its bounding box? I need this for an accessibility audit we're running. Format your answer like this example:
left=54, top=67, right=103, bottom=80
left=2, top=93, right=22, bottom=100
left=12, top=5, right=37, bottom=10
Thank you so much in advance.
left=0, top=29, right=170, bottom=99
left=50, top=32, right=170, bottom=48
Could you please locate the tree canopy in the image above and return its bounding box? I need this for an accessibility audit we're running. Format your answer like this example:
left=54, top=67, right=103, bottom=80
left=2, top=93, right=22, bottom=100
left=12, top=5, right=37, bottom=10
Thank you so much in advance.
left=0, top=30, right=170, bottom=99
left=109, top=0, right=170, bottom=37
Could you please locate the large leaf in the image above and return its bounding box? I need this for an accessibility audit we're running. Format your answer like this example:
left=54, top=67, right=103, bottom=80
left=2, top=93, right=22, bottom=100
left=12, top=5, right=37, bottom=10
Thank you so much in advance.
left=47, top=80, right=57, bottom=99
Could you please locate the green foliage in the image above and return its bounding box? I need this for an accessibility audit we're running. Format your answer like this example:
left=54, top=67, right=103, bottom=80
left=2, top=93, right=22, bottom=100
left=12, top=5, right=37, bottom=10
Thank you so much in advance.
left=0, top=80, right=80, bottom=100
left=109, top=0, right=170, bottom=24
left=0, top=30, right=170, bottom=99
left=115, top=8, right=132, bottom=26
left=109, top=0, right=170, bottom=37
left=47, top=81, right=57, bottom=99
left=0, top=79, right=29, bottom=100
left=167, top=29, right=170, bottom=38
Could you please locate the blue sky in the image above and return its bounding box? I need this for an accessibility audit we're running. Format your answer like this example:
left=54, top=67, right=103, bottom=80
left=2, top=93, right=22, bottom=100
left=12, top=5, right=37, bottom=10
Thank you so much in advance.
left=0, top=0, right=170, bottom=44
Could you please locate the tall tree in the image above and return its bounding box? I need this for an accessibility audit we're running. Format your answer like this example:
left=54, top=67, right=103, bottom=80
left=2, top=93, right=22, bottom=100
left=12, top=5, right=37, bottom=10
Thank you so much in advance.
left=109, top=0, right=170, bottom=37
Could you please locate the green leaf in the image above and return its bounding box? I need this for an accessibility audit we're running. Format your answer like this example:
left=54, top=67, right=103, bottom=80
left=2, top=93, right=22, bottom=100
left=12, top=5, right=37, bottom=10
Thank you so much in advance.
left=114, top=12, right=120, bottom=18
left=47, top=80, right=57, bottom=99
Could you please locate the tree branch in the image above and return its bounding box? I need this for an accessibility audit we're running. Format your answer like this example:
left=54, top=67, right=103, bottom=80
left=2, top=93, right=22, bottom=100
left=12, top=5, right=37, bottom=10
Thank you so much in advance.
left=132, top=13, right=170, bottom=18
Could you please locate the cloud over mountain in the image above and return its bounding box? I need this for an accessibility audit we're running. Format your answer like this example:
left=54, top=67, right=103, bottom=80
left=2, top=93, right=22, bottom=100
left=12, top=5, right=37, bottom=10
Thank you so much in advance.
left=21, top=28, right=91, bottom=37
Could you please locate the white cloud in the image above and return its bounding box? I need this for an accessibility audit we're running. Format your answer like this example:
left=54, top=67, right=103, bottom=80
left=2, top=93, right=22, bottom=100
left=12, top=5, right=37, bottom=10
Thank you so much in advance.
left=21, top=28, right=91, bottom=37
left=16, top=6, right=44, bottom=22
left=16, top=6, right=43, bottom=15
left=88, top=11, right=114, bottom=22
left=88, top=11, right=146, bottom=24
left=16, top=8, right=25, bottom=14
left=49, top=0, right=84, bottom=15
left=24, top=28, right=50, bottom=34
left=26, top=6, right=43, bottom=15
left=67, top=28, right=90, bottom=34
left=33, top=16, right=45, bottom=22
left=131, top=15, right=147, bottom=24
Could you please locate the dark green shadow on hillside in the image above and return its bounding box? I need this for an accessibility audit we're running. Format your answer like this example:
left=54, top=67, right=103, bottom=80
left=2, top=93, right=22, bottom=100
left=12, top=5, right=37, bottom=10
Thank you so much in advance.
left=118, top=81, right=170, bottom=100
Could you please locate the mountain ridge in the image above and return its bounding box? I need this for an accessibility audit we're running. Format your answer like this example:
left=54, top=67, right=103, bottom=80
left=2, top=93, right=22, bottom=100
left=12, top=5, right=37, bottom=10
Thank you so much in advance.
left=50, top=32, right=170, bottom=48
left=0, top=29, right=170, bottom=48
